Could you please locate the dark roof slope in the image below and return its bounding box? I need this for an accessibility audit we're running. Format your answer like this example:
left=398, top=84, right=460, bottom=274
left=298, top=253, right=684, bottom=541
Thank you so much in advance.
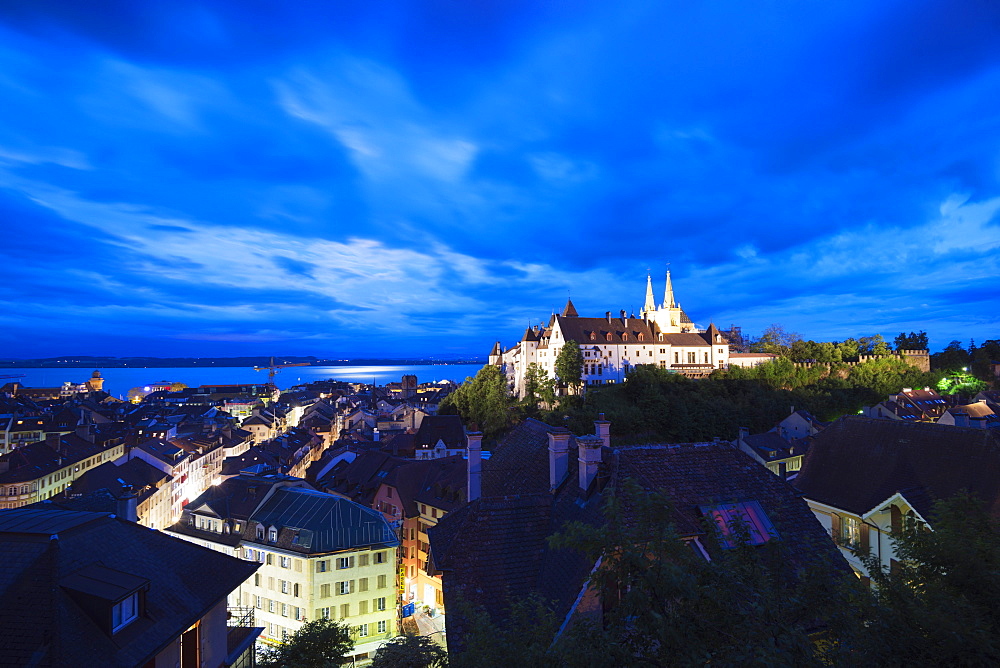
left=0, top=507, right=258, bottom=667
left=413, top=414, right=466, bottom=450
left=795, top=416, right=1000, bottom=520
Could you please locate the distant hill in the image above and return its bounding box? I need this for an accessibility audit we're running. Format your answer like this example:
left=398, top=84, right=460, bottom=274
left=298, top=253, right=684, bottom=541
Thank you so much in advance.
left=0, top=355, right=485, bottom=368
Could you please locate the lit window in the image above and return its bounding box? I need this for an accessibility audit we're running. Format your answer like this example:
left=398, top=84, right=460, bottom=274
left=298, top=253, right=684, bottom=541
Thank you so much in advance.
left=699, top=501, right=778, bottom=549
left=841, top=516, right=861, bottom=550
left=112, top=593, right=139, bottom=632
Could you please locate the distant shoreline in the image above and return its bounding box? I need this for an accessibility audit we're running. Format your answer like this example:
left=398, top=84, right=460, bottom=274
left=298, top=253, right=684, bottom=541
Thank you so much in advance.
left=0, top=357, right=486, bottom=369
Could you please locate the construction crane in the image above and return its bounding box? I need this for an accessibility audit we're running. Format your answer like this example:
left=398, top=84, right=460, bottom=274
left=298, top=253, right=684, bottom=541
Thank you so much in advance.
left=253, top=357, right=310, bottom=385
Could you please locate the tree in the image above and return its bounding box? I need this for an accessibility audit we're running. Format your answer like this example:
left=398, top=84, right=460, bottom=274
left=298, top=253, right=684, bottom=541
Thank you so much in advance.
left=894, top=330, right=929, bottom=351
left=932, top=340, right=971, bottom=371
left=371, top=634, right=448, bottom=668
left=860, top=493, right=1000, bottom=666
left=750, top=324, right=802, bottom=355
left=522, top=362, right=556, bottom=413
left=554, top=340, right=583, bottom=392
left=439, top=365, right=513, bottom=439
left=257, top=618, right=353, bottom=668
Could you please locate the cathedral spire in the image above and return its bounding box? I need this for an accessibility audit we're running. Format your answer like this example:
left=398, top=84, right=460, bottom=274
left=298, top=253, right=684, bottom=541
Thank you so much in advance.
left=643, top=272, right=656, bottom=313
left=663, top=269, right=675, bottom=308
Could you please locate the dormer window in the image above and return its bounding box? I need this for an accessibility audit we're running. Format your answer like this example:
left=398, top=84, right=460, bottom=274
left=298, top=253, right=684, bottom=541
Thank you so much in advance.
left=622, top=333, right=629, bottom=341
left=590, top=332, right=596, bottom=341
left=112, top=592, right=139, bottom=632
left=638, top=333, right=644, bottom=341
left=606, top=333, right=613, bottom=341
left=269, top=527, right=278, bottom=542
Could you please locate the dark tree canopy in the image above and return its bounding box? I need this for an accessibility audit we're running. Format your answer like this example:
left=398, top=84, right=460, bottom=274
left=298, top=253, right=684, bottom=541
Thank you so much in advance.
left=257, top=618, right=353, bottom=668
left=371, top=633, right=448, bottom=668
left=555, top=340, right=583, bottom=390
left=439, top=364, right=513, bottom=439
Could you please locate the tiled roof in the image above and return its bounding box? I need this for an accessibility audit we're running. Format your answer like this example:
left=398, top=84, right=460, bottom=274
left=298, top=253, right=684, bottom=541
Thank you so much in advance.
left=413, top=415, right=465, bottom=449
left=0, top=507, right=258, bottom=667
left=795, top=416, right=1000, bottom=520
left=431, top=419, right=846, bottom=655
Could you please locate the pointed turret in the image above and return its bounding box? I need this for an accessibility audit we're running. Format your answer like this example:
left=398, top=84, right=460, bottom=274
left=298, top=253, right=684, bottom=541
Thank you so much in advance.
left=562, top=297, right=578, bottom=317
left=663, top=269, right=676, bottom=309
left=643, top=273, right=656, bottom=313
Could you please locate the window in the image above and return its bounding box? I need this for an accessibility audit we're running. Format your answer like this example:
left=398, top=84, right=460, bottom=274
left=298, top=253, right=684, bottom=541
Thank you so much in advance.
left=294, top=583, right=300, bottom=597
left=377, top=575, right=387, bottom=589
left=281, top=603, right=287, bottom=617
left=320, top=607, right=330, bottom=619
left=281, top=580, right=289, bottom=594
left=340, top=604, right=350, bottom=618
left=360, top=600, right=368, bottom=615
left=700, top=501, right=778, bottom=549
left=704, top=352, right=709, bottom=363
left=337, top=556, right=354, bottom=570
left=280, top=556, right=291, bottom=569
left=841, top=515, right=862, bottom=550
left=320, top=584, right=331, bottom=598
left=317, top=560, right=327, bottom=573
left=378, top=620, right=387, bottom=634
left=375, top=597, right=386, bottom=611
left=358, top=624, right=369, bottom=637
left=255, top=596, right=262, bottom=609
left=269, top=527, right=278, bottom=542
left=337, top=581, right=351, bottom=595
left=269, top=599, right=276, bottom=613
left=112, top=592, right=139, bottom=632
left=254, top=573, right=261, bottom=587
left=687, top=352, right=696, bottom=363
left=431, top=508, right=438, bottom=518
left=359, top=578, right=369, bottom=592
left=374, top=551, right=386, bottom=564
left=359, top=554, right=369, bottom=567
left=266, top=553, right=273, bottom=565
left=674, top=351, right=679, bottom=363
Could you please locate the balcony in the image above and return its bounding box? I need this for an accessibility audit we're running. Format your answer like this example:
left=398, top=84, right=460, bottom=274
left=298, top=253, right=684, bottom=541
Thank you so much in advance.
left=226, top=606, right=263, bottom=667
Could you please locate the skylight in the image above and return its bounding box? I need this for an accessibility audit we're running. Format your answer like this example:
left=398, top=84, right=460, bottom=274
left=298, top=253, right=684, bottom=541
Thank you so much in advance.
left=699, top=500, right=778, bottom=549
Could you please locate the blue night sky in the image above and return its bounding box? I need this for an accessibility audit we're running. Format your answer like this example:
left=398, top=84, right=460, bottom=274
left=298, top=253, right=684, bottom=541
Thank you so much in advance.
left=2, top=1, right=999, bottom=359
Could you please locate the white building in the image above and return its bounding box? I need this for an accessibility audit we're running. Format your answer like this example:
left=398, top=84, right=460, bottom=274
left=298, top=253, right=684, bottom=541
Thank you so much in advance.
left=491, top=272, right=732, bottom=397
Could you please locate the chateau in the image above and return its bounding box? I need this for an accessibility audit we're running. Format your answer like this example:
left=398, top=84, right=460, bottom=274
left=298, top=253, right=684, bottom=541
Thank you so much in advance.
left=490, top=272, right=735, bottom=397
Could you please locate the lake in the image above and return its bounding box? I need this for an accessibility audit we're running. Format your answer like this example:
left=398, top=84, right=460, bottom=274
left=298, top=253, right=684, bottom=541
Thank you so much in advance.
left=2, top=364, right=486, bottom=400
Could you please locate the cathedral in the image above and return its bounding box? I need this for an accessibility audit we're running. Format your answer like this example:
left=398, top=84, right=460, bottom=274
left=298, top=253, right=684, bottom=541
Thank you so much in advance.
left=490, top=271, right=733, bottom=397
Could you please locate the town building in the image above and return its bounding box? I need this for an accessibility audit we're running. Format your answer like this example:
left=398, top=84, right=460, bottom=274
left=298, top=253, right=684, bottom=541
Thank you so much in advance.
left=429, top=416, right=847, bottom=655
left=490, top=272, right=733, bottom=397
left=0, top=506, right=260, bottom=667
left=167, top=473, right=400, bottom=663
left=795, top=417, right=1000, bottom=582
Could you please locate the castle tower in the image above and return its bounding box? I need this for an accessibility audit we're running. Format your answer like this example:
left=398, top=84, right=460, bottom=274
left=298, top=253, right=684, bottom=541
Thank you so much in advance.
left=86, top=370, right=104, bottom=393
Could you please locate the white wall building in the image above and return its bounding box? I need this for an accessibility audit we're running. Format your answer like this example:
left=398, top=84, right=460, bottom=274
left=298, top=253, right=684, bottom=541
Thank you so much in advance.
left=491, top=272, right=732, bottom=397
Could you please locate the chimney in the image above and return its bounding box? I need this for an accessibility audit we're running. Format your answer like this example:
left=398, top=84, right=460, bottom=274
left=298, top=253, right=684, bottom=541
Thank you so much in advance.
left=594, top=414, right=610, bottom=449
left=577, top=435, right=603, bottom=494
left=547, top=430, right=572, bottom=491
left=606, top=311, right=611, bottom=323
left=953, top=412, right=969, bottom=428
left=373, top=428, right=380, bottom=442
left=46, top=432, right=61, bottom=448
left=790, top=406, right=795, bottom=415
left=75, top=412, right=94, bottom=443
left=738, top=426, right=749, bottom=442
left=466, top=431, right=482, bottom=502
left=777, top=462, right=787, bottom=480
left=117, top=485, right=138, bottom=522
left=620, top=309, right=626, bottom=319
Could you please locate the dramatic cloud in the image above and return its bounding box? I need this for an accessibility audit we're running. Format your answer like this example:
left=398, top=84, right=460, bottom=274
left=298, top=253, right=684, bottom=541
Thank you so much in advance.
left=1, top=0, right=999, bottom=358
